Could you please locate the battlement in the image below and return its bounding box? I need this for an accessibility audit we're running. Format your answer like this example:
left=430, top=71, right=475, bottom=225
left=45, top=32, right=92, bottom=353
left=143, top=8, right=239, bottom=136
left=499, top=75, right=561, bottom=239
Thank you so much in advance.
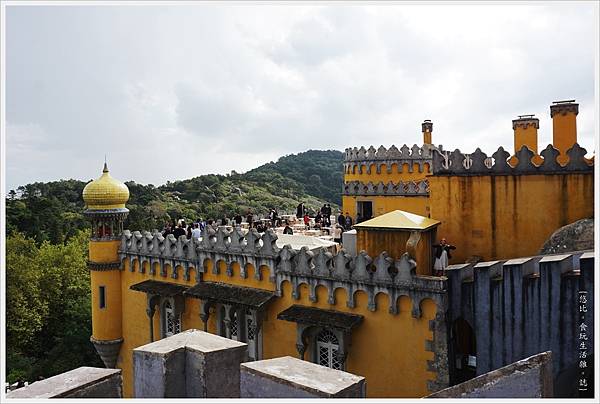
left=344, top=144, right=438, bottom=162
left=344, top=144, right=440, bottom=175
left=118, top=227, right=446, bottom=316
left=431, top=143, right=593, bottom=176
left=343, top=180, right=429, bottom=196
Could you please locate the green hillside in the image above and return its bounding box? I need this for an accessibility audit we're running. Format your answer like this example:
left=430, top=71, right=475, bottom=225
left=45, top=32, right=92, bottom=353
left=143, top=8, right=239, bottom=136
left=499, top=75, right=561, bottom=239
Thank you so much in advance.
left=6, top=149, right=344, bottom=242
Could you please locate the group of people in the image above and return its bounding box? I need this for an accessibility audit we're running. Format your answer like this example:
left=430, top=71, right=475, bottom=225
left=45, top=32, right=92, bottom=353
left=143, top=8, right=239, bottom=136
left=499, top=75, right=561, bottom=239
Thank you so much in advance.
left=160, top=211, right=457, bottom=276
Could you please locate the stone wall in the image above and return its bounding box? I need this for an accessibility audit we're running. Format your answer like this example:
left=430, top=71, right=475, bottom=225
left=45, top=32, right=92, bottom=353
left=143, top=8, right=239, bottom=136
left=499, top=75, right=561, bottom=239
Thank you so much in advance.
left=427, top=351, right=553, bottom=398
left=240, top=356, right=366, bottom=398
left=445, top=251, right=594, bottom=397
left=5, top=367, right=122, bottom=398
left=133, top=329, right=247, bottom=398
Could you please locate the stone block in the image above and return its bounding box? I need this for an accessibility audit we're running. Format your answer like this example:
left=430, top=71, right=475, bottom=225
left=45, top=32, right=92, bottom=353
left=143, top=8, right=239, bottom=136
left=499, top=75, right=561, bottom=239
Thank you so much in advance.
left=5, top=367, right=122, bottom=398
left=427, top=351, right=553, bottom=398
left=133, top=329, right=247, bottom=398
left=240, top=356, right=366, bottom=398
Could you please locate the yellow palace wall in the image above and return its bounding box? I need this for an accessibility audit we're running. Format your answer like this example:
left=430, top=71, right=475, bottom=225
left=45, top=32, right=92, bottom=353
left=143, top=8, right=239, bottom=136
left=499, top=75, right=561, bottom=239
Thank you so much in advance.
left=427, top=173, right=594, bottom=263
left=343, top=195, right=430, bottom=219
left=116, top=258, right=438, bottom=398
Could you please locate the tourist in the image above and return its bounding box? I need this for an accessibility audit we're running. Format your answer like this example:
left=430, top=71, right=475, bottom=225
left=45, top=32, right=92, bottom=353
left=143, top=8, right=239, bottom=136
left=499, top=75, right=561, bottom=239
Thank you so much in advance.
left=333, top=224, right=343, bottom=244
left=162, top=223, right=172, bottom=238
left=173, top=223, right=186, bottom=239
left=303, top=212, right=310, bottom=229
left=234, top=213, right=243, bottom=226
left=186, top=223, right=192, bottom=239
left=283, top=221, right=293, bottom=235
left=296, top=202, right=304, bottom=220
left=315, top=212, right=323, bottom=228
left=337, top=212, right=345, bottom=228
left=344, top=212, right=353, bottom=230
left=325, top=204, right=332, bottom=226
left=433, top=238, right=456, bottom=276
left=191, top=223, right=201, bottom=239
left=356, top=212, right=363, bottom=224
left=246, top=210, right=254, bottom=228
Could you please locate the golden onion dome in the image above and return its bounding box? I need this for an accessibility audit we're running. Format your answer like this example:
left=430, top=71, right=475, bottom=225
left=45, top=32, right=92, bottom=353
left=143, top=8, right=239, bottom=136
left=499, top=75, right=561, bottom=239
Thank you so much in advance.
left=82, top=163, right=129, bottom=210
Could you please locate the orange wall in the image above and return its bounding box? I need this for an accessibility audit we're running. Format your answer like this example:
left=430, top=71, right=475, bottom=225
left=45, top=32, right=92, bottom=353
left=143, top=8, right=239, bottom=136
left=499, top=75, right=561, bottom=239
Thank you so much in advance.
left=343, top=195, right=430, bottom=220
left=428, top=173, right=594, bottom=263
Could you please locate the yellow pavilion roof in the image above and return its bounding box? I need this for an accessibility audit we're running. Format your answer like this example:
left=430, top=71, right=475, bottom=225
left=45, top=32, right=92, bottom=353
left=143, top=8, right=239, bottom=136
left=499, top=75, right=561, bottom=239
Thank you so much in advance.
left=82, top=163, right=129, bottom=210
left=353, top=210, right=440, bottom=231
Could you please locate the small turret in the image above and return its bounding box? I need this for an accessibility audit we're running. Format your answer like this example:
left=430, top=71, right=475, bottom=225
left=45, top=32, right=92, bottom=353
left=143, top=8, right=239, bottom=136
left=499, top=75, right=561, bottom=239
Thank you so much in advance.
left=84, top=162, right=129, bottom=369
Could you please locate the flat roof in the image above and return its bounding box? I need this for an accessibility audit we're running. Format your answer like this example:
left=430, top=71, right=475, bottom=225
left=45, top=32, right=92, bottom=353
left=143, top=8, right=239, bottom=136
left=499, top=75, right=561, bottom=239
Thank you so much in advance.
left=353, top=210, right=440, bottom=231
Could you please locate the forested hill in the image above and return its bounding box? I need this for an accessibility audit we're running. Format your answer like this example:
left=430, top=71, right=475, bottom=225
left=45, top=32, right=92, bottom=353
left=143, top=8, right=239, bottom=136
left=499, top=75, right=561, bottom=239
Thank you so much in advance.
left=6, top=149, right=344, bottom=243
left=244, top=150, right=343, bottom=206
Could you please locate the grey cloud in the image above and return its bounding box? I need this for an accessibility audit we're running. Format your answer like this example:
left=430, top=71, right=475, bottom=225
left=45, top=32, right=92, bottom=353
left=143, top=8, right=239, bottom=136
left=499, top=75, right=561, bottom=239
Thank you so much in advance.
left=4, top=4, right=597, bottom=191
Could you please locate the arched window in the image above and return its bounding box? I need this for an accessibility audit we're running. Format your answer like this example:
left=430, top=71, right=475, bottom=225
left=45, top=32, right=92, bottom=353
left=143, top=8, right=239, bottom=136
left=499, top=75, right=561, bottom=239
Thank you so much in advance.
left=230, top=310, right=239, bottom=340
left=316, top=329, right=341, bottom=370
left=245, top=309, right=256, bottom=360
left=164, top=300, right=181, bottom=337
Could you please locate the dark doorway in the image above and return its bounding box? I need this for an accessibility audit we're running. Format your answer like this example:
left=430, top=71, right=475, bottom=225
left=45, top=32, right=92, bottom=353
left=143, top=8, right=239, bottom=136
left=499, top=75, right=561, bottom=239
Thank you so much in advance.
left=451, top=317, right=477, bottom=385
left=357, top=201, right=373, bottom=222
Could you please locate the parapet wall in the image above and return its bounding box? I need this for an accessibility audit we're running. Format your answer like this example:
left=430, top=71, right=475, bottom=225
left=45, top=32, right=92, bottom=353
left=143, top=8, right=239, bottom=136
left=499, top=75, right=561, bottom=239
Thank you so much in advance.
left=5, top=367, right=122, bottom=399
left=428, top=352, right=553, bottom=398
left=445, top=251, right=594, bottom=397
left=119, top=227, right=447, bottom=317
left=432, top=143, right=593, bottom=176
left=344, top=144, right=436, bottom=174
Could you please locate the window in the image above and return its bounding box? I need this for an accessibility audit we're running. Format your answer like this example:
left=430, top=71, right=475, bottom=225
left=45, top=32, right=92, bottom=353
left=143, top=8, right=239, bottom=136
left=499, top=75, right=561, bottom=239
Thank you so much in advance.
left=217, top=305, right=260, bottom=360
left=356, top=201, right=373, bottom=222
left=316, top=329, right=341, bottom=370
left=245, top=309, right=257, bottom=360
left=163, top=300, right=181, bottom=337
left=230, top=311, right=239, bottom=340
left=99, top=286, right=106, bottom=309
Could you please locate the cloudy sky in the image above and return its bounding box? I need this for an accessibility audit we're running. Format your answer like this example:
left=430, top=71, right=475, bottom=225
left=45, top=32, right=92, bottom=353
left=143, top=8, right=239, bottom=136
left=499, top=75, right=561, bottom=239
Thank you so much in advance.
left=4, top=3, right=598, bottom=190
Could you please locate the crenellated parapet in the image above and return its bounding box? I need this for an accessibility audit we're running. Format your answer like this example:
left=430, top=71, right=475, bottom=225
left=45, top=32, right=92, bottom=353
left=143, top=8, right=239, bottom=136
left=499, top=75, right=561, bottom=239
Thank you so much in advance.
left=343, top=179, right=429, bottom=196
left=432, top=143, right=593, bottom=176
left=445, top=251, right=594, bottom=392
left=119, top=226, right=447, bottom=317
left=344, top=144, right=440, bottom=175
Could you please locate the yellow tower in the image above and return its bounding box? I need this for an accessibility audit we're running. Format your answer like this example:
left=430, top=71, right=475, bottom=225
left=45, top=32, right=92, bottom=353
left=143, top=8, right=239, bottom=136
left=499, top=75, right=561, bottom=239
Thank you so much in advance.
left=83, top=162, right=129, bottom=368
left=550, top=100, right=578, bottom=165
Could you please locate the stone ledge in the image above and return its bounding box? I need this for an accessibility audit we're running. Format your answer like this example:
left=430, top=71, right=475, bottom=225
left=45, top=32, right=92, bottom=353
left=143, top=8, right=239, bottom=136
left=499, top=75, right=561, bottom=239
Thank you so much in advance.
left=5, top=367, right=122, bottom=399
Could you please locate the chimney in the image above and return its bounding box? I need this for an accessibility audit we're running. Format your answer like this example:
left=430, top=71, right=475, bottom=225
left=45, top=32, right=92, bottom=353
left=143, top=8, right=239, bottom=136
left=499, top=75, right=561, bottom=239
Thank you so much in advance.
left=422, top=120, right=433, bottom=145
left=550, top=100, right=578, bottom=162
left=512, top=114, right=539, bottom=154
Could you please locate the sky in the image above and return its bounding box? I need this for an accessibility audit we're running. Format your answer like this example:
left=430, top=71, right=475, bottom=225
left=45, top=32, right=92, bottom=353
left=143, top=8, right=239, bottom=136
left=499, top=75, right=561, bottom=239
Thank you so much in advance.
left=4, top=2, right=598, bottom=191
